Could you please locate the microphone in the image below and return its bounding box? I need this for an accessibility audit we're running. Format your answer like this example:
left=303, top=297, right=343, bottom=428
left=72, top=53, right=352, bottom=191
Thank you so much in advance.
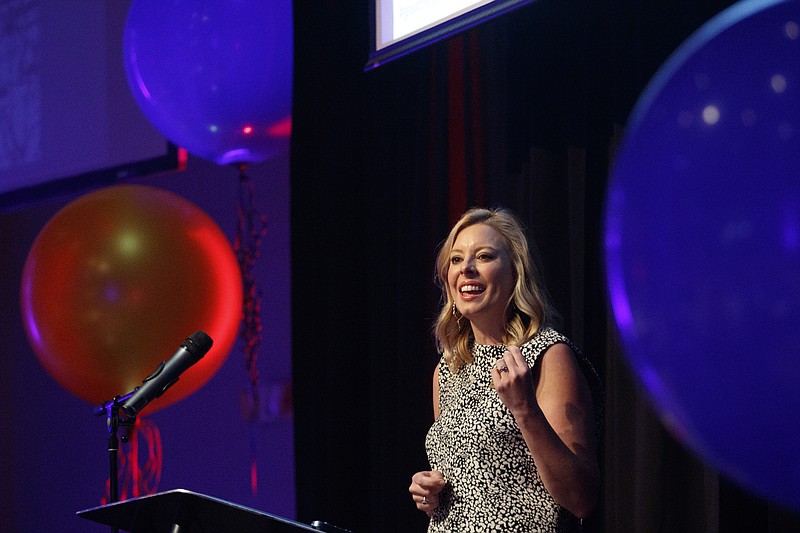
left=120, top=330, right=213, bottom=417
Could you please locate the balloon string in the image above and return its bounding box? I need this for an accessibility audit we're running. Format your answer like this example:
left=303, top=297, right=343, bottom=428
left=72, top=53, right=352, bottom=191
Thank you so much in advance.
left=101, top=418, right=162, bottom=504
left=130, top=427, right=140, bottom=499
left=139, top=418, right=163, bottom=495
left=234, top=163, right=267, bottom=495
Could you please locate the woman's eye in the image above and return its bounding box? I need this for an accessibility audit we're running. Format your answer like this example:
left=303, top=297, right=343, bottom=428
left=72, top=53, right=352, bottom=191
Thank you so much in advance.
left=478, top=254, right=494, bottom=261
left=450, top=256, right=462, bottom=264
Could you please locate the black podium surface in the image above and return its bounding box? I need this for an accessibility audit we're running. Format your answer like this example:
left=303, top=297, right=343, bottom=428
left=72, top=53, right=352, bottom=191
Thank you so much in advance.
left=77, top=489, right=322, bottom=532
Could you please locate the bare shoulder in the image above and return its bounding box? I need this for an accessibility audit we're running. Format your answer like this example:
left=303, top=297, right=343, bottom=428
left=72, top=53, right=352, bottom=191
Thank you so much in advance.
left=536, top=342, right=593, bottom=410
left=538, top=342, right=582, bottom=378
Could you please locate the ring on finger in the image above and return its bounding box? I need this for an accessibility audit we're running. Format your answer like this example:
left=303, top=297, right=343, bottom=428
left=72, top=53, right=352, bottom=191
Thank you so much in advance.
left=497, top=365, right=508, bottom=373
left=422, top=496, right=428, bottom=505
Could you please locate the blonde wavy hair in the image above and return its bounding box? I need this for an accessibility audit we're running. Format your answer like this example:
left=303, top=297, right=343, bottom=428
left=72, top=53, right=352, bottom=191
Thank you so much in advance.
left=433, top=207, right=559, bottom=371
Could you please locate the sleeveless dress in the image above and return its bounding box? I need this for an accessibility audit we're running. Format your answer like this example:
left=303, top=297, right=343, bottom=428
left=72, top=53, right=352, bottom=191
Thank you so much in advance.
left=425, top=328, right=597, bottom=533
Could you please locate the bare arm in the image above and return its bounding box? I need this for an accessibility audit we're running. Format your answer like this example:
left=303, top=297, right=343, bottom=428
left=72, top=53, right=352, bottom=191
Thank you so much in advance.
left=493, top=344, right=599, bottom=519
left=409, top=364, right=445, bottom=516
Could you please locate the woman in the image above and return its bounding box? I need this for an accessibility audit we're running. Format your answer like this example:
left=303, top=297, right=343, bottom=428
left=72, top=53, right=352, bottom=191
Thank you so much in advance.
left=409, top=207, right=601, bottom=532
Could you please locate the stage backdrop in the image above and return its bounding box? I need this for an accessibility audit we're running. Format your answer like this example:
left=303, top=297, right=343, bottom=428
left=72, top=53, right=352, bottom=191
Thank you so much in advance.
left=290, top=0, right=800, bottom=532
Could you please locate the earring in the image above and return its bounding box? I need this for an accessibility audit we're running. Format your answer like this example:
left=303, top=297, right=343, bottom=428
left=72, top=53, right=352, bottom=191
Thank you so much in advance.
left=451, top=301, right=462, bottom=330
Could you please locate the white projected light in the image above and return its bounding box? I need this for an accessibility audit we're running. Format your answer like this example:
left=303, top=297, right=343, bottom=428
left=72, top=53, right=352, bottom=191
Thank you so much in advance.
left=384, top=0, right=492, bottom=47
left=367, top=0, right=534, bottom=70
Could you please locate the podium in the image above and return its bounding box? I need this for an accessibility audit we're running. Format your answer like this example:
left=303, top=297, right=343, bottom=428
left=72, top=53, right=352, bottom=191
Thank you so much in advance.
left=77, top=489, right=323, bottom=532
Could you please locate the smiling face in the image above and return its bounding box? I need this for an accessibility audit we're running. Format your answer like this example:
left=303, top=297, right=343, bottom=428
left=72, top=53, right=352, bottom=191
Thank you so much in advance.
left=447, top=223, right=516, bottom=344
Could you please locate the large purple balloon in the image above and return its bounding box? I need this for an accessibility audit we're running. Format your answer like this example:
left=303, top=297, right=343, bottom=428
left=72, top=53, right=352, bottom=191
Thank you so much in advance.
left=606, top=0, right=800, bottom=510
left=123, top=0, right=293, bottom=165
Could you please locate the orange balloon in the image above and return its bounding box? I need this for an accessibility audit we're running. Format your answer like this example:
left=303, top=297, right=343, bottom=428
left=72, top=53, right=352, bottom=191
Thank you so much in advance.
left=20, top=185, right=243, bottom=413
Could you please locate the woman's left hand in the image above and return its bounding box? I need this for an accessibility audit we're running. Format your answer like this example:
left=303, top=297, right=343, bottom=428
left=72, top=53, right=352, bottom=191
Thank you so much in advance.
left=491, top=345, right=539, bottom=417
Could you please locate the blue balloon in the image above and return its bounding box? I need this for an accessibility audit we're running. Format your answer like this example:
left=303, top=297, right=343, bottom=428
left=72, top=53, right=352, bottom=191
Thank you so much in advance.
left=123, top=0, right=293, bottom=165
left=606, top=0, right=800, bottom=510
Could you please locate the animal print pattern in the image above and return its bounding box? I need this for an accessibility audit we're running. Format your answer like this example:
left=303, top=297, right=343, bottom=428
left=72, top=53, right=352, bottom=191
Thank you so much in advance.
left=425, top=328, right=592, bottom=532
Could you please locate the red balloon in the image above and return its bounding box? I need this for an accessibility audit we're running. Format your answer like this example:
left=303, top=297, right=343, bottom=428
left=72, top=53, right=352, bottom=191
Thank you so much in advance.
left=20, top=185, right=242, bottom=413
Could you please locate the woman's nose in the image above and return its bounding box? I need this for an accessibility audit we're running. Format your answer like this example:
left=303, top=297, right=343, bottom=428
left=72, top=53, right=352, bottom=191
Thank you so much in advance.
left=461, top=259, right=476, bottom=274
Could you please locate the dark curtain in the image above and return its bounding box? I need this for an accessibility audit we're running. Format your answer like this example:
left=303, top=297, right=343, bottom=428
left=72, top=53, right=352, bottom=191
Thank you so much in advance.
left=291, top=1, right=800, bottom=532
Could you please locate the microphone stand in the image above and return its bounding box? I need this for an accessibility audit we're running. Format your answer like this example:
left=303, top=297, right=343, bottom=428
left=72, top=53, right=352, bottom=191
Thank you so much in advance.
left=94, top=392, right=137, bottom=533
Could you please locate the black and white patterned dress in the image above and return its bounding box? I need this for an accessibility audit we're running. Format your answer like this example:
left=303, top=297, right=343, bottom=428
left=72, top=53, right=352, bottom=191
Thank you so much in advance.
left=425, top=328, right=593, bottom=533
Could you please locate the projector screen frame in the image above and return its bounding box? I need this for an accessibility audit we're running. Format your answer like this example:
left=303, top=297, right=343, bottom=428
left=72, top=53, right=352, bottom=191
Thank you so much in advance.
left=0, top=0, right=187, bottom=214
left=0, top=142, right=185, bottom=213
left=365, top=0, right=535, bottom=71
